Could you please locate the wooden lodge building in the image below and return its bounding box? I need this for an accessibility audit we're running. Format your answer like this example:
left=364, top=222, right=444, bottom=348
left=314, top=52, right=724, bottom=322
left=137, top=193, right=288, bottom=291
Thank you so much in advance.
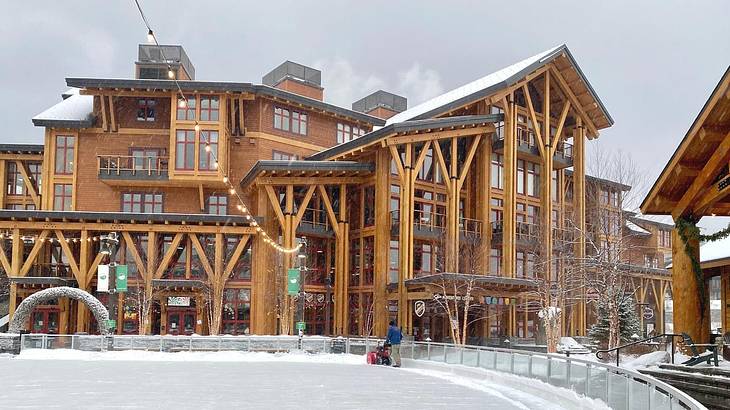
left=0, top=43, right=671, bottom=342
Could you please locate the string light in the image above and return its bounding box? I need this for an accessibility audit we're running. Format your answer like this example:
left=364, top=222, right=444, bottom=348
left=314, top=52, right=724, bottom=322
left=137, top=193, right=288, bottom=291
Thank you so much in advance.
left=132, top=0, right=302, bottom=254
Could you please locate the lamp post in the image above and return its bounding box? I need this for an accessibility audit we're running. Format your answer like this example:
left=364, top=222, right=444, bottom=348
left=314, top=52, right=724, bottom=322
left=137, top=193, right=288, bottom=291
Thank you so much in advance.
left=99, top=232, right=119, bottom=334
left=297, top=237, right=307, bottom=347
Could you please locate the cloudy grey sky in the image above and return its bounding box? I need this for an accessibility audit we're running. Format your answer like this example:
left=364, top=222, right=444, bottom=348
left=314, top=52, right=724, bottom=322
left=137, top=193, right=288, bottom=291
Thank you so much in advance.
left=1, top=0, right=729, bottom=228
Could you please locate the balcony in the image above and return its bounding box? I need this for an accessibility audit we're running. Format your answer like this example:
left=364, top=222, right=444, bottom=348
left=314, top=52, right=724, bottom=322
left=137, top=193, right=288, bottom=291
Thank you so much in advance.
left=97, top=155, right=169, bottom=186
left=492, top=128, right=573, bottom=169
left=491, top=221, right=576, bottom=251
left=297, top=208, right=334, bottom=237
left=390, top=210, right=482, bottom=239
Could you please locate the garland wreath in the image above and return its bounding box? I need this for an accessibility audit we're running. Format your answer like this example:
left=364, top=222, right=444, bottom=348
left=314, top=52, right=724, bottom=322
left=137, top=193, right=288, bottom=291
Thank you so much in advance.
left=675, top=217, right=730, bottom=323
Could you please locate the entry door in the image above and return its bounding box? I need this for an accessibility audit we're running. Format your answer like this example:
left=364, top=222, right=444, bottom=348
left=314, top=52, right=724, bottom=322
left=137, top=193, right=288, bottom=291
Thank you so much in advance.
left=30, top=309, right=60, bottom=334
left=167, top=309, right=196, bottom=335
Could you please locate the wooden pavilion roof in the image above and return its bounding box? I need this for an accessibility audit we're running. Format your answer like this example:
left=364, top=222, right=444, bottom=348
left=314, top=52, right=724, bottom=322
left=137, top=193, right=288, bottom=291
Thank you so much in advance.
left=641, top=66, right=730, bottom=218
left=238, top=160, right=374, bottom=190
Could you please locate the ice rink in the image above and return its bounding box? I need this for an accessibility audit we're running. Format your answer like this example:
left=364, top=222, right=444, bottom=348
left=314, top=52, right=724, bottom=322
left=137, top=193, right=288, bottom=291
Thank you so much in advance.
left=0, top=350, right=596, bottom=409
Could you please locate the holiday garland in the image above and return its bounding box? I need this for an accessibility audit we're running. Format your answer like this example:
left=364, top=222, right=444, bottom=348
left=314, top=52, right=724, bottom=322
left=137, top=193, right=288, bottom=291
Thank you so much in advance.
left=674, top=217, right=730, bottom=323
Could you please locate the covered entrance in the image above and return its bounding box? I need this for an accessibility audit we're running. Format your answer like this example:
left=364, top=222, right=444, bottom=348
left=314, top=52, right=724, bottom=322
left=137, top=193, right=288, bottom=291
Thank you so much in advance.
left=153, top=279, right=205, bottom=335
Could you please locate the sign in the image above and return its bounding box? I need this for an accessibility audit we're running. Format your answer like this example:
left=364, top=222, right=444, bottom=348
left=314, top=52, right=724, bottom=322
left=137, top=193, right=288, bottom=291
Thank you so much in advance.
left=296, top=321, right=306, bottom=331
left=168, top=297, right=191, bottom=307
left=642, top=307, right=654, bottom=320
left=287, top=268, right=301, bottom=295
left=115, top=265, right=128, bottom=292
left=107, top=319, right=116, bottom=329
left=97, top=265, right=110, bottom=292
left=434, top=294, right=474, bottom=302
left=414, top=300, right=426, bottom=317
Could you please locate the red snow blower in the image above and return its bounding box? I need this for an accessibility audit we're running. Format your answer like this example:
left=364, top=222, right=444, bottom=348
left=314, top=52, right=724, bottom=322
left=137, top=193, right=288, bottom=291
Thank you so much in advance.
left=366, top=342, right=392, bottom=366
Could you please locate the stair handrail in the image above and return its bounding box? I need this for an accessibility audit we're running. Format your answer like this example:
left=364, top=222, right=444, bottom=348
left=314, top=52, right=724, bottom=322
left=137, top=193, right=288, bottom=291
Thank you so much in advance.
left=595, top=333, right=683, bottom=367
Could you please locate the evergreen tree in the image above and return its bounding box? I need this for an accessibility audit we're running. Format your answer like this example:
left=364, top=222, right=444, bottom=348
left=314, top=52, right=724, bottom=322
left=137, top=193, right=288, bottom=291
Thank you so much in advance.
left=589, top=296, right=642, bottom=344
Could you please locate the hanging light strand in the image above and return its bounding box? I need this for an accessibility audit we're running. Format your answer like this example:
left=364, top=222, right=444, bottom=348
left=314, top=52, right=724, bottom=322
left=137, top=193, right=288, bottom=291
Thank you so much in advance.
left=132, top=0, right=301, bottom=254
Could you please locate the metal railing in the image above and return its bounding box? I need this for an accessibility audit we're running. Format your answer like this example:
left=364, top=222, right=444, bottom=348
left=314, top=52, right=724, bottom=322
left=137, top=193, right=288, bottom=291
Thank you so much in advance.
left=493, top=129, right=574, bottom=161
left=17, top=334, right=704, bottom=409
left=596, top=334, right=683, bottom=367
left=299, top=208, right=332, bottom=232
left=97, top=155, right=169, bottom=177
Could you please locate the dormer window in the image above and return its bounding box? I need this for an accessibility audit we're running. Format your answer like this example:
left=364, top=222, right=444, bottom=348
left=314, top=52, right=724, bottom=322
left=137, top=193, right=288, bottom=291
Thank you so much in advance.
left=137, top=99, right=156, bottom=121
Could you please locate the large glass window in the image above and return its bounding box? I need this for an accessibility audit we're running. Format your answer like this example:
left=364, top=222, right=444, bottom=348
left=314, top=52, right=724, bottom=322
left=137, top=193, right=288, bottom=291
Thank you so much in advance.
left=198, top=130, right=219, bottom=171
left=175, top=130, right=195, bottom=170
left=527, top=162, right=540, bottom=197
left=272, top=151, right=299, bottom=161
left=53, top=183, right=72, bottom=210
left=389, top=240, right=399, bottom=284
left=337, top=123, right=366, bottom=143
left=517, top=160, right=525, bottom=194
left=199, top=95, right=219, bottom=121
left=362, top=236, right=374, bottom=285
left=55, top=135, right=75, bottom=175
left=122, top=193, right=163, bottom=213
left=130, top=148, right=162, bottom=171
left=207, top=194, right=227, bottom=215
left=136, top=99, right=156, bottom=122
left=176, top=96, right=196, bottom=120
left=490, top=247, right=501, bottom=275
left=6, top=162, right=23, bottom=195
left=491, top=153, right=503, bottom=189
left=274, top=106, right=307, bottom=136
left=363, top=186, right=375, bottom=227
left=222, top=289, right=250, bottom=335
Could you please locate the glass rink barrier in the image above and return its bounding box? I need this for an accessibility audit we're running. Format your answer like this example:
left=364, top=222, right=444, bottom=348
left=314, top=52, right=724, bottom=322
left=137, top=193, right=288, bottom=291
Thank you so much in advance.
left=19, top=334, right=705, bottom=410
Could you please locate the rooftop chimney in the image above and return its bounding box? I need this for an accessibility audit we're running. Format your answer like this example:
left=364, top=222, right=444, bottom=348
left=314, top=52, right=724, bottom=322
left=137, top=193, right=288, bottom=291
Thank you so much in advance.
left=352, top=90, right=407, bottom=120
left=262, top=61, right=323, bottom=101
left=135, top=44, right=195, bottom=80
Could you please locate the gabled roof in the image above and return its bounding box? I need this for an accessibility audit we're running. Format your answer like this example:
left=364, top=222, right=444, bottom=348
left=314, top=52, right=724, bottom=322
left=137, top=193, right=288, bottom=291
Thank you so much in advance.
left=386, top=44, right=613, bottom=133
left=640, top=65, right=730, bottom=217
left=0, top=144, right=44, bottom=154
left=625, top=220, right=651, bottom=236
left=308, top=114, right=501, bottom=161
left=63, top=78, right=385, bottom=126
left=32, top=88, right=94, bottom=128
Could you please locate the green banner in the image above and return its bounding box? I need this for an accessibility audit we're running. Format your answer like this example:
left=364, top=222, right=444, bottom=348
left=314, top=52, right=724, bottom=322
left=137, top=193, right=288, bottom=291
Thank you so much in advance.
left=287, top=268, right=300, bottom=295
left=115, top=265, right=128, bottom=292
left=296, top=321, right=306, bottom=331
left=107, top=319, right=117, bottom=329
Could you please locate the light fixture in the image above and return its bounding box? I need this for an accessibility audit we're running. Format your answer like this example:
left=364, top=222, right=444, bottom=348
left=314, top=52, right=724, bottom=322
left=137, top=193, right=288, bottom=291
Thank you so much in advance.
left=194, top=123, right=201, bottom=132
left=222, top=176, right=228, bottom=183
left=147, top=29, right=155, bottom=43
left=229, top=188, right=236, bottom=195
left=213, top=161, right=219, bottom=169
left=178, top=99, right=187, bottom=108
left=168, top=69, right=175, bottom=79
left=205, top=144, right=212, bottom=152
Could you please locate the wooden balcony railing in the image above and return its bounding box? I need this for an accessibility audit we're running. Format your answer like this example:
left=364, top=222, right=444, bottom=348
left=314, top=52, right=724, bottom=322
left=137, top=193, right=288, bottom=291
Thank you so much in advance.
left=97, top=155, right=169, bottom=178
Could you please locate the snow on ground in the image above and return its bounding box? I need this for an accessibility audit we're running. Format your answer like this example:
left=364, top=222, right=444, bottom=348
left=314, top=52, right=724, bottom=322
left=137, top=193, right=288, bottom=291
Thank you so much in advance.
left=570, top=350, right=730, bottom=370
left=0, top=349, right=603, bottom=409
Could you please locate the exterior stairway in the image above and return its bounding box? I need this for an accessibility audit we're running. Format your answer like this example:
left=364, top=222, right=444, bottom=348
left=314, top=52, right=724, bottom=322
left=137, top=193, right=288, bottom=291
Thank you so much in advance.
left=639, top=364, right=730, bottom=410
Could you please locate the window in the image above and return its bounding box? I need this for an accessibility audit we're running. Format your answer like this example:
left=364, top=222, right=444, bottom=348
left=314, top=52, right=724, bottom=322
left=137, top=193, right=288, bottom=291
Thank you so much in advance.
left=491, top=153, right=504, bottom=189
left=272, top=151, right=299, bottom=161
left=527, top=162, right=540, bottom=197
left=413, top=241, right=432, bottom=278
left=363, top=236, right=374, bottom=285
left=199, top=95, right=219, bottom=121
left=490, top=248, right=501, bottom=275
left=274, top=106, right=307, bottom=136
left=517, top=160, right=525, bottom=195
left=516, top=251, right=526, bottom=278
left=55, top=135, right=75, bottom=175
left=363, top=186, right=375, bottom=227
left=198, top=130, right=219, bottom=171
left=222, top=289, right=250, bottom=335
left=389, top=240, right=399, bottom=284
left=53, top=184, right=72, bottom=211
left=207, top=194, right=227, bottom=215
left=136, top=99, right=156, bottom=121
left=490, top=198, right=503, bottom=222
left=6, top=162, right=23, bottom=195
left=130, top=148, right=162, bottom=171
left=291, top=111, right=307, bottom=135
left=659, top=229, right=672, bottom=248
left=175, top=130, right=195, bottom=170
left=176, top=96, right=196, bottom=120
left=122, top=193, right=163, bottom=213
left=337, top=123, right=366, bottom=143
left=600, top=188, right=610, bottom=205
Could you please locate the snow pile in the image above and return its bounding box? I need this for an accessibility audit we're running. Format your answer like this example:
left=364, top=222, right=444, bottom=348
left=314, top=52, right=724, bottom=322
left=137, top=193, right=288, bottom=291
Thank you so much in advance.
left=16, top=348, right=366, bottom=364
left=623, top=351, right=670, bottom=369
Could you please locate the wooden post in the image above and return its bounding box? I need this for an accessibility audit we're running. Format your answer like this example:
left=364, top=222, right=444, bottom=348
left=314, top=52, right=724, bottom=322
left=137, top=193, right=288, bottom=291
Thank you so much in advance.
left=374, top=149, right=392, bottom=337
left=77, top=230, right=89, bottom=333
left=671, top=227, right=710, bottom=343
left=502, top=97, right=517, bottom=279
left=8, top=282, right=17, bottom=321
left=251, top=186, right=276, bottom=335
left=573, top=119, right=587, bottom=335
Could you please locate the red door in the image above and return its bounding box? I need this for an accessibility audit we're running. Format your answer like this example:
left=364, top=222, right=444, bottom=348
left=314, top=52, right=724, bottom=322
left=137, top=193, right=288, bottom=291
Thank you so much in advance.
left=30, top=308, right=60, bottom=334
left=167, top=309, right=196, bottom=335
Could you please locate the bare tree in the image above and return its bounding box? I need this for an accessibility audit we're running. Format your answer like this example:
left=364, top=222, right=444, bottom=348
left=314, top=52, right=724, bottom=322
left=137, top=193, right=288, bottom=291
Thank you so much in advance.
left=125, top=285, right=163, bottom=335
left=579, top=147, right=648, bottom=350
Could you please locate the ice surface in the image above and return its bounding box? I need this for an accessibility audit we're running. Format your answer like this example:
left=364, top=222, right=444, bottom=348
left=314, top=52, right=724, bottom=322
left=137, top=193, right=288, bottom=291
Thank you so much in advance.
left=0, top=350, right=601, bottom=409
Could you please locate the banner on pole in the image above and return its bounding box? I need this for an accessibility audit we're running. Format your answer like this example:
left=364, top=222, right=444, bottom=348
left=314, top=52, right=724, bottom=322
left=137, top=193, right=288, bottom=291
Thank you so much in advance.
left=97, top=265, right=110, bottom=292
left=287, top=268, right=300, bottom=295
left=115, top=265, right=128, bottom=292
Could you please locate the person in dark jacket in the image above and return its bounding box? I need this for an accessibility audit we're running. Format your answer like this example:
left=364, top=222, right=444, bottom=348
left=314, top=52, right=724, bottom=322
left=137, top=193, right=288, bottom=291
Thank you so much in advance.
left=386, top=320, right=403, bottom=367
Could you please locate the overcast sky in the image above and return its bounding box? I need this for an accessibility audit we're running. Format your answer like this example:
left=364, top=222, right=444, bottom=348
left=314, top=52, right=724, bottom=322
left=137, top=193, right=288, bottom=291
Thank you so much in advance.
left=1, top=1, right=729, bottom=229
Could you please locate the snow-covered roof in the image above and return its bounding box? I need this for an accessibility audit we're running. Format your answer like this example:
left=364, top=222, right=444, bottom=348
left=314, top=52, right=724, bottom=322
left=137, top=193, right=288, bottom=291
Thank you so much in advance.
left=385, top=44, right=612, bottom=130
left=699, top=236, right=730, bottom=264
left=32, top=88, right=94, bottom=128
left=625, top=220, right=651, bottom=235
